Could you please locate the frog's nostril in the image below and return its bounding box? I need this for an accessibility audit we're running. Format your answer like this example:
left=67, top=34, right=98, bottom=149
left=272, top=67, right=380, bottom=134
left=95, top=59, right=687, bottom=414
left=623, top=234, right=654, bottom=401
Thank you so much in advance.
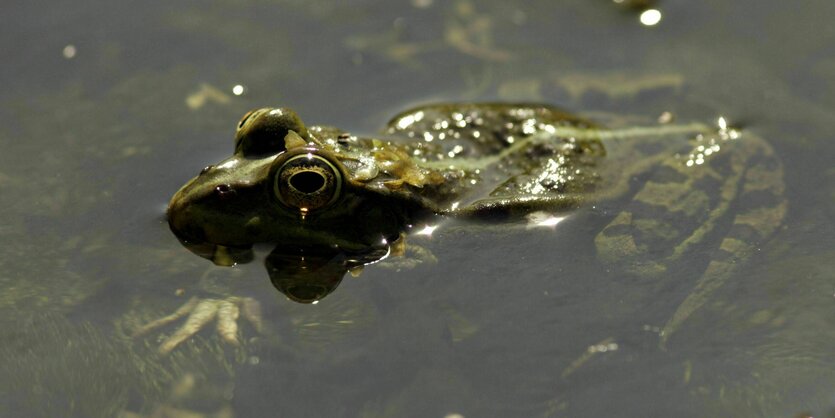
left=289, top=171, right=326, bottom=194
left=214, top=184, right=237, bottom=200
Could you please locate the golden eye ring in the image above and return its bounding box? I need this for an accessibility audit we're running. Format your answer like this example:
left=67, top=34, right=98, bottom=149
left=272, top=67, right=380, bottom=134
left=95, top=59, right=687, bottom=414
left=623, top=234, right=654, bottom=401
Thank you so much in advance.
left=274, top=153, right=342, bottom=211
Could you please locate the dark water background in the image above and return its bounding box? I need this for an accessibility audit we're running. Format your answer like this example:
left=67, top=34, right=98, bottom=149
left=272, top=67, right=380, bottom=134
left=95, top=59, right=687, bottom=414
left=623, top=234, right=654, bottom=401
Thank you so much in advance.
left=1, top=0, right=834, bottom=417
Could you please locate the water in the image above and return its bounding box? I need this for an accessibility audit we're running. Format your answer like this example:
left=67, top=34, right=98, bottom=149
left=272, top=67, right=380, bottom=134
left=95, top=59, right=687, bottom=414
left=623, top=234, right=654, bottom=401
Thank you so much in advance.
left=1, top=0, right=834, bottom=416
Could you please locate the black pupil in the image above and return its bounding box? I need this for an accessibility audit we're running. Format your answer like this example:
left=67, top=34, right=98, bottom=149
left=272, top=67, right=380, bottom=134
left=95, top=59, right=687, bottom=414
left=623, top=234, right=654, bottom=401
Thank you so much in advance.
left=290, top=171, right=326, bottom=194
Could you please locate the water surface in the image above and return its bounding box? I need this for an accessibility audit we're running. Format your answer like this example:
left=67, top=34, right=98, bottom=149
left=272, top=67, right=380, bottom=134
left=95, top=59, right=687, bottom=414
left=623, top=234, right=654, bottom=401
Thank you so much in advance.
left=1, top=0, right=834, bottom=416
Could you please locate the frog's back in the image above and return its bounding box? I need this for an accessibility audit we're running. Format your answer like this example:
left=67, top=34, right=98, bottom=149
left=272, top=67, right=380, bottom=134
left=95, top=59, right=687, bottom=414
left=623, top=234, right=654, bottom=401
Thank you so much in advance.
left=385, top=103, right=598, bottom=156
left=383, top=103, right=607, bottom=216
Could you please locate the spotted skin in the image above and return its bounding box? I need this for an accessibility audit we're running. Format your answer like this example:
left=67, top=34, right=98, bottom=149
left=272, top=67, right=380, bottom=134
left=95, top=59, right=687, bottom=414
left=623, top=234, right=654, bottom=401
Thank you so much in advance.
left=384, top=103, right=605, bottom=218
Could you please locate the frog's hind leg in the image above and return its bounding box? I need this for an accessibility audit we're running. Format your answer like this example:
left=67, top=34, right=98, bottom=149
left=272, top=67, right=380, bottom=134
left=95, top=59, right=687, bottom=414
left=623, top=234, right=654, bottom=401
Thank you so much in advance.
left=594, top=140, right=746, bottom=277
left=594, top=132, right=786, bottom=346
left=660, top=138, right=786, bottom=347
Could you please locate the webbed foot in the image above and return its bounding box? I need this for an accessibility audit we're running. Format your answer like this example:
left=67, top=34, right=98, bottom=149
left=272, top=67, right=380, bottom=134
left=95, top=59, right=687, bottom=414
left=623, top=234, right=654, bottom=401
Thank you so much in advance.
left=375, top=234, right=438, bottom=271
left=132, top=296, right=263, bottom=355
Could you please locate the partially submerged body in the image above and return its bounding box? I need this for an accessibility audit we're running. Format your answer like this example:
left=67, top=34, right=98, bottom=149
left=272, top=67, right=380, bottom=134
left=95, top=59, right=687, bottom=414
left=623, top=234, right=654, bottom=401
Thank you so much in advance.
left=147, top=103, right=785, bottom=353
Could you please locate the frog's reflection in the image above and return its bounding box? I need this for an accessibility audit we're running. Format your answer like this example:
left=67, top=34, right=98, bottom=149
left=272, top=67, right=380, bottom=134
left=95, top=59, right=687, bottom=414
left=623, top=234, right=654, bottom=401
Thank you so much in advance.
left=265, top=245, right=388, bottom=303
left=173, top=232, right=389, bottom=304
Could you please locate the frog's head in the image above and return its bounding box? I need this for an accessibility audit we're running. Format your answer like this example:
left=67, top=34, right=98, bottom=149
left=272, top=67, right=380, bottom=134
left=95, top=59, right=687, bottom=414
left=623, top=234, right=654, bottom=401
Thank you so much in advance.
left=168, top=107, right=400, bottom=258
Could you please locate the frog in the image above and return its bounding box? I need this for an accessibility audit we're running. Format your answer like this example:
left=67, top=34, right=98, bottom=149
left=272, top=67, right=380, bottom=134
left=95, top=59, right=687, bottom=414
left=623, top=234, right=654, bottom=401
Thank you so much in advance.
left=146, top=102, right=785, bottom=353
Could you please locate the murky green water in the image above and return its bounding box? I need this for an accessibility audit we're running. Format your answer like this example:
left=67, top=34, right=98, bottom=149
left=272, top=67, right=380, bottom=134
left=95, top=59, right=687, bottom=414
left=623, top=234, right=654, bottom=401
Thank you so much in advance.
left=1, top=0, right=834, bottom=417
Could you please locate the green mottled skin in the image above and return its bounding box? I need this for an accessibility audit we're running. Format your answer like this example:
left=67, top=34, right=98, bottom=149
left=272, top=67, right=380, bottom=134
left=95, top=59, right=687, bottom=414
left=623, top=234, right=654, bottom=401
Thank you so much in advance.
left=169, top=103, right=786, bottom=343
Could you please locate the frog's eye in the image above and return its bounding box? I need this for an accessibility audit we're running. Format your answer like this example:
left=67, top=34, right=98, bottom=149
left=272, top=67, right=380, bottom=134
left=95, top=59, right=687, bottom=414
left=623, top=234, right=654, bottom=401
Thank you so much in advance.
left=237, top=109, right=257, bottom=129
left=235, top=107, right=309, bottom=157
left=274, top=153, right=342, bottom=211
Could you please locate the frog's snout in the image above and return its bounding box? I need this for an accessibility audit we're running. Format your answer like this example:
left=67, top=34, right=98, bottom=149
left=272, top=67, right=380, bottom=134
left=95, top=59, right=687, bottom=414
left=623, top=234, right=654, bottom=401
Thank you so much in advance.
left=167, top=192, right=205, bottom=244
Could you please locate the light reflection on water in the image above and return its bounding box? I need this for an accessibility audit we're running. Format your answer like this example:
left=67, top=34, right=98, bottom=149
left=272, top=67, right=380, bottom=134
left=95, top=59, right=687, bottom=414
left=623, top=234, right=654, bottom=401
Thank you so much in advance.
left=639, top=9, right=662, bottom=26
